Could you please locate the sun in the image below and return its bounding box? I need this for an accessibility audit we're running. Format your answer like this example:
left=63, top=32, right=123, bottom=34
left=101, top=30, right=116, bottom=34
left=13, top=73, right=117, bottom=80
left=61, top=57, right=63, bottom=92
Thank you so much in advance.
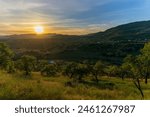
left=34, top=26, right=44, bottom=34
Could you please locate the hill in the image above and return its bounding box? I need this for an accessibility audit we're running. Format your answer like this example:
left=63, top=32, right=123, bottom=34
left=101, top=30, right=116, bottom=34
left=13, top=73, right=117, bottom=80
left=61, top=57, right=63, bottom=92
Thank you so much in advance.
left=0, top=20, right=150, bottom=64
left=89, top=20, right=150, bottom=42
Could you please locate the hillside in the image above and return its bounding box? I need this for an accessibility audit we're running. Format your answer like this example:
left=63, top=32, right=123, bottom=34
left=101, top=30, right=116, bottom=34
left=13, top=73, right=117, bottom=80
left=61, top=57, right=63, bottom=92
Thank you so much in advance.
left=0, top=20, right=150, bottom=64
left=89, top=21, right=150, bottom=42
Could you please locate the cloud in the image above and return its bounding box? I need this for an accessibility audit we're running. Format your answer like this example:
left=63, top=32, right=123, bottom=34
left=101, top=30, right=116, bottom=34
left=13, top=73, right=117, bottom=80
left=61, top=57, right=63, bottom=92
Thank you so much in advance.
left=0, top=0, right=150, bottom=35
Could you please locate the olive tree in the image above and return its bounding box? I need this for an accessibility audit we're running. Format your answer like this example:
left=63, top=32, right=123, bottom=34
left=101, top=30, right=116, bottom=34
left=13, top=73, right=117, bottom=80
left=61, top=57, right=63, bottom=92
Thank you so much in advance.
left=123, top=42, right=150, bottom=99
left=41, top=64, right=57, bottom=77
left=63, top=62, right=89, bottom=82
left=73, top=63, right=89, bottom=82
left=137, top=42, right=150, bottom=84
left=37, top=60, right=49, bottom=71
left=0, top=42, right=14, bottom=72
left=63, top=62, right=78, bottom=79
left=124, top=55, right=144, bottom=99
left=91, top=61, right=105, bottom=83
left=19, top=55, right=37, bottom=76
left=118, top=63, right=130, bottom=80
left=105, top=65, right=118, bottom=77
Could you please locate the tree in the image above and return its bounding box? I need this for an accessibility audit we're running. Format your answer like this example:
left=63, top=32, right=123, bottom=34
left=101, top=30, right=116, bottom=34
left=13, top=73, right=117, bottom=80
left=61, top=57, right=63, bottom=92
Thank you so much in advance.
left=118, top=63, right=130, bottom=80
left=5, top=60, right=15, bottom=73
left=63, top=62, right=89, bottom=82
left=63, top=62, right=78, bottom=79
left=105, top=65, right=118, bottom=77
left=122, top=42, right=150, bottom=99
left=37, top=60, right=49, bottom=71
left=91, top=61, right=105, bottom=83
left=124, top=55, right=144, bottom=99
left=73, top=63, right=89, bottom=82
left=137, top=42, right=150, bottom=84
left=19, top=55, right=36, bottom=76
left=41, top=64, right=57, bottom=77
left=0, top=42, right=14, bottom=71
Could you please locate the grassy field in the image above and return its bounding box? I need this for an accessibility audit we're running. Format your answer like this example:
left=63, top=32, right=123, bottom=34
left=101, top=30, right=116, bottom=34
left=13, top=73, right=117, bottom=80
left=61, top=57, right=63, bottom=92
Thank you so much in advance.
left=0, top=71, right=150, bottom=100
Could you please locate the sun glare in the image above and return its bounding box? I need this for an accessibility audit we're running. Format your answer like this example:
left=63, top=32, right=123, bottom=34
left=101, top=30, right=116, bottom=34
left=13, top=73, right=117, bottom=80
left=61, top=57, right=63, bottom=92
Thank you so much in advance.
left=34, top=26, right=44, bottom=34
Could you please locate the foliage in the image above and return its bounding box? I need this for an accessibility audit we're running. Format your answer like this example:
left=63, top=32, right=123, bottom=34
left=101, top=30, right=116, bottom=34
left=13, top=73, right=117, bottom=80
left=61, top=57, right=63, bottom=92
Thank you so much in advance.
left=105, top=65, right=118, bottom=77
left=117, top=63, right=131, bottom=80
left=19, top=55, right=37, bottom=76
left=41, top=64, right=57, bottom=77
left=91, top=61, right=105, bottom=83
left=63, top=62, right=89, bottom=82
left=5, top=60, right=15, bottom=73
left=137, top=42, right=150, bottom=84
left=0, top=42, right=14, bottom=71
left=73, top=63, right=89, bottom=81
left=0, top=40, right=149, bottom=100
left=36, top=60, right=49, bottom=71
left=123, top=55, right=144, bottom=99
left=63, top=62, right=78, bottom=79
left=121, top=42, right=150, bottom=99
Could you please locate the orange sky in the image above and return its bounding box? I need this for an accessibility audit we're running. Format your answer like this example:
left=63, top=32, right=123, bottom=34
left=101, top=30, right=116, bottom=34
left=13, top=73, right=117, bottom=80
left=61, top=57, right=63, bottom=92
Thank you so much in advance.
left=0, top=0, right=150, bottom=35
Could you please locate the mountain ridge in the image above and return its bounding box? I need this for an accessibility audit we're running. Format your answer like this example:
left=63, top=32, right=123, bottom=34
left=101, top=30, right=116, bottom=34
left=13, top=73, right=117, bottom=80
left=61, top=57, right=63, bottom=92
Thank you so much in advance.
left=1, top=20, right=150, bottom=42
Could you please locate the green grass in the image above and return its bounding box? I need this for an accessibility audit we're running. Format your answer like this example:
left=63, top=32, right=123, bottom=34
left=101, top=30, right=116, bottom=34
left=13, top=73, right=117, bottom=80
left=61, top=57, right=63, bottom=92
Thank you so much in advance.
left=0, top=71, right=150, bottom=100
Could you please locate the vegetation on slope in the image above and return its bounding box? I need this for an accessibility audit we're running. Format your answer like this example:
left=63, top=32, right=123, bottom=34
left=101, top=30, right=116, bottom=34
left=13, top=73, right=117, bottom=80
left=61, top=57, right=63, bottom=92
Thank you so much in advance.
left=0, top=42, right=149, bottom=99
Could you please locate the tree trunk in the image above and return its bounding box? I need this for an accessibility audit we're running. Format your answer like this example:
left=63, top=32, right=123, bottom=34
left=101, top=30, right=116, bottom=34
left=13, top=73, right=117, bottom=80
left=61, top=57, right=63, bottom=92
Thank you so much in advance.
left=145, top=72, right=148, bottom=84
left=95, top=76, right=99, bottom=84
left=121, top=74, right=124, bottom=80
left=25, top=71, right=29, bottom=76
left=78, top=75, right=82, bottom=82
left=70, top=73, right=73, bottom=79
left=145, top=77, right=148, bottom=84
left=133, top=78, right=144, bottom=99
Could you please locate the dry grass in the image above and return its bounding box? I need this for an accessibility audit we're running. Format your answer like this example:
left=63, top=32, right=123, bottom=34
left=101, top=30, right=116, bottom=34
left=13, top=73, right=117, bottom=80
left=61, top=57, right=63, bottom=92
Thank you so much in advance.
left=0, top=71, right=149, bottom=100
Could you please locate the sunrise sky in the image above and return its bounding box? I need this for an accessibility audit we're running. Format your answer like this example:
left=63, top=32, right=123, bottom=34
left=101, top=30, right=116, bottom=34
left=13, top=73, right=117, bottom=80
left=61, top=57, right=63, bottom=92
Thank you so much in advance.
left=0, top=0, right=150, bottom=35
